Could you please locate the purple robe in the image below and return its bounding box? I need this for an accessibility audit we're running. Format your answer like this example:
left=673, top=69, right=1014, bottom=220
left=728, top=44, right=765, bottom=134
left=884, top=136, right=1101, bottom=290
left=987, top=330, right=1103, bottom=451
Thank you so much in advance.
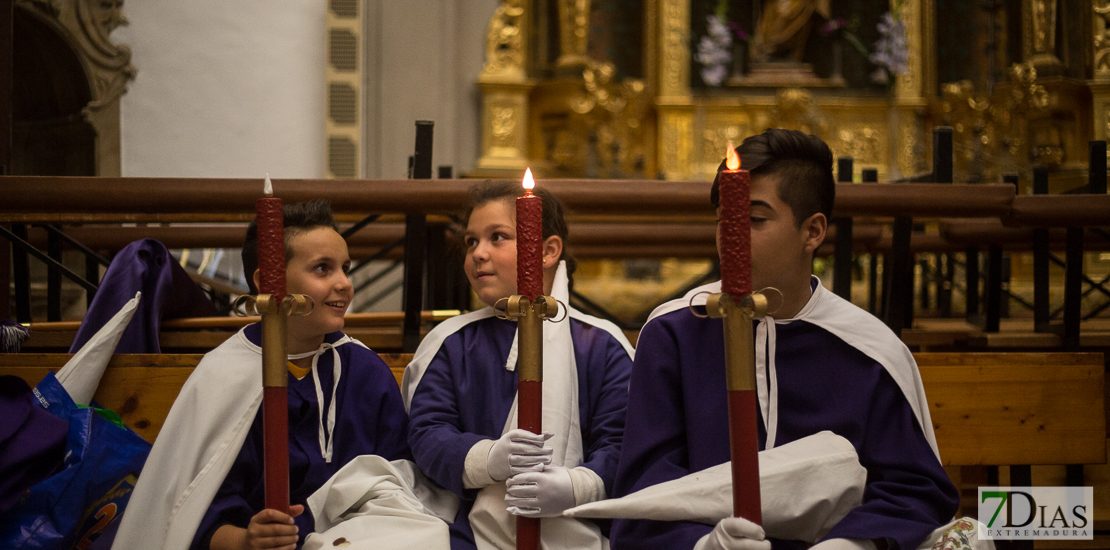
left=611, top=287, right=958, bottom=550
left=190, top=325, right=411, bottom=550
left=407, top=317, right=633, bottom=550
left=0, top=375, right=68, bottom=516
left=71, top=239, right=219, bottom=354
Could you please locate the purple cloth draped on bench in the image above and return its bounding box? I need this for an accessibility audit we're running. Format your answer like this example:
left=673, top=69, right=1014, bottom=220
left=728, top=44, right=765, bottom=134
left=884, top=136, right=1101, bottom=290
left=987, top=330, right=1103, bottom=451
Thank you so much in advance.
left=70, top=239, right=220, bottom=354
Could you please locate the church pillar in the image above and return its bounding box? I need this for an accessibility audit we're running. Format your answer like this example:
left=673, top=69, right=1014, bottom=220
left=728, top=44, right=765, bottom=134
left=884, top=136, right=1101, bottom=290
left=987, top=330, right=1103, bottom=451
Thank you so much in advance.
left=655, top=0, right=694, bottom=180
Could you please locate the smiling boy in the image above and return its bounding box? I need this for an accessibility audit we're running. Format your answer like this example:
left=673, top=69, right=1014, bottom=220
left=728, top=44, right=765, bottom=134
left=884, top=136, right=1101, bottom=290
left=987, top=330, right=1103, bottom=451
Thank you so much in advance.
left=610, top=130, right=958, bottom=550
left=113, top=200, right=411, bottom=550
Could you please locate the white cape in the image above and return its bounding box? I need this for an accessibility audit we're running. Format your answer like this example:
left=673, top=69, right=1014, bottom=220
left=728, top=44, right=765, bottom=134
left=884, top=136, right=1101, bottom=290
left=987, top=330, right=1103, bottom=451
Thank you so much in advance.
left=564, top=431, right=866, bottom=543
left=303, top=455, right=451, bottom=549
left=112, top=328, right=361, bottom=550
left=402, top=262, right=634, bottom=550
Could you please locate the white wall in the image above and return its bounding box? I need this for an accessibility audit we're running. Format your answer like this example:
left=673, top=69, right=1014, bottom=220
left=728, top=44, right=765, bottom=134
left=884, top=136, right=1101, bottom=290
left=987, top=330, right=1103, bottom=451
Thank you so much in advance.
left=117, top=0, right=495, bottom=180
left=365, top=0, right=495, bottom=178
left=117, top=1, right=326, bottom=178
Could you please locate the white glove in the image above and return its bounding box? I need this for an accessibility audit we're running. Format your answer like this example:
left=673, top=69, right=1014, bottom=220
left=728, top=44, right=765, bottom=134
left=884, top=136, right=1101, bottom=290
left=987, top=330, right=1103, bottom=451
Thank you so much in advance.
left=487, top=429, right=553, bottom=481
left=693, top=517, right=772, bottom=550
left=504, top=466, right=576, bottom=517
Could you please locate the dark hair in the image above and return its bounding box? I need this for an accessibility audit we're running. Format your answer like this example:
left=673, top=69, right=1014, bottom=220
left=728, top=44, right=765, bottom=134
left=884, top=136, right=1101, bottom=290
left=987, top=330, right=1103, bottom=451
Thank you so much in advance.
left=460, top=179, right=577, bottom=285
left=710, top=128, right=835, bottom=227
left=242, top=198, right=340, bottom=293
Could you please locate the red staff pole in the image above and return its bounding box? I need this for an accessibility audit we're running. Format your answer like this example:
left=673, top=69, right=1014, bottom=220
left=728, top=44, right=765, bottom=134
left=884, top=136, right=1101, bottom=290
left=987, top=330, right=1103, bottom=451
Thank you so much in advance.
left=256, top=181, right=290, bottom=514
left=712, top=145, right=763, bottom=523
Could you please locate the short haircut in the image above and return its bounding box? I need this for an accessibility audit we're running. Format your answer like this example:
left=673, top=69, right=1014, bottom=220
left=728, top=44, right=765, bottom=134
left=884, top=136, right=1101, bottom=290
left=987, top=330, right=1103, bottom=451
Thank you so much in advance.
left=460, top=179, right=577, bottom=284
left=242, top=198, right=340, bottom=294
left=710, top=128, right=835, bottom=227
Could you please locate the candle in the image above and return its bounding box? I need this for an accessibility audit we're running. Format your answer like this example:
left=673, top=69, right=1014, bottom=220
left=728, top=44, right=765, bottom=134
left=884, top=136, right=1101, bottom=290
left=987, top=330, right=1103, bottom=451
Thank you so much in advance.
left=257, top=175, right=286, bottom=300
left=516, top=168, right=543, bottom=300
left=717, top=143, right=751, bottom=302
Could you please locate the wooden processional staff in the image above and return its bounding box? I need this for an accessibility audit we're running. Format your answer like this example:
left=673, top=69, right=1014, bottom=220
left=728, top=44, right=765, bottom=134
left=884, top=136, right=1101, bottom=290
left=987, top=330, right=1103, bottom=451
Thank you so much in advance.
left=705, top=145, right=766, bottom=523
left=497, top=169, right=556, bottom=550
left=250, top=176, right=313, bottom=514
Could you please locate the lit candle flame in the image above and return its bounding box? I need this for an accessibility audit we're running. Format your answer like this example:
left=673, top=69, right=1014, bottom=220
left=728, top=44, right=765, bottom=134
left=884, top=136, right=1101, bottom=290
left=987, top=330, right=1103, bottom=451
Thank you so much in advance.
left=522, top=168, right=535, bottom=194
left=264, top=173, right=273, bottom=196
left=725, top=143, right=741, bottom=171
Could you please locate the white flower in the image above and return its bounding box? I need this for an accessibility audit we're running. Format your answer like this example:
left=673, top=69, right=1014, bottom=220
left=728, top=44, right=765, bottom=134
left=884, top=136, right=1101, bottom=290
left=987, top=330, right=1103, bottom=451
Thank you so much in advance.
left=869, top=12, right=909, bottom=84
left=696, top=14, right=732, bottom=86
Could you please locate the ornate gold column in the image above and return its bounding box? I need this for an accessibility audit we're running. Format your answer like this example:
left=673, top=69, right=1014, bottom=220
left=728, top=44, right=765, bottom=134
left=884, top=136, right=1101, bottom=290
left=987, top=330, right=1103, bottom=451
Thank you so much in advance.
left=555, top=0, right=591, bottom=68
left=893, top=0, right=929, bottom=179
left=1024, top=0, right=1064, bottom=74
left=655, top=0, right=695, bottom=180
left=1093, top=1, right=1110, bottom=142
left=475, top=0, right=534, bottom=176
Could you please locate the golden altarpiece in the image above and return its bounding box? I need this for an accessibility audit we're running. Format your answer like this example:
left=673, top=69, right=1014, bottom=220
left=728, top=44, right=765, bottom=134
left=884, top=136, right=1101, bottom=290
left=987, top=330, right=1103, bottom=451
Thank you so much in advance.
left=472, top=0, right=1110, bottom=193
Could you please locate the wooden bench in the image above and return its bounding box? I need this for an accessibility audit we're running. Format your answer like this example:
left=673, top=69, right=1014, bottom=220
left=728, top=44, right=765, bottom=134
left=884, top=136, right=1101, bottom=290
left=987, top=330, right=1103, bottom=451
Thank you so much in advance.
left=2, top=351, right=1105, bottom=528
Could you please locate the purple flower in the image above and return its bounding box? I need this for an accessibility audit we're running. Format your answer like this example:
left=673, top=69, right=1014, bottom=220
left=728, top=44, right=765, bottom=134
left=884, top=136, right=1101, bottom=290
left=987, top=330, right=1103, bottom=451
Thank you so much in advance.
left=728, top=21, right=749, bottom=42
left=820, top=18, right=846, bottom=36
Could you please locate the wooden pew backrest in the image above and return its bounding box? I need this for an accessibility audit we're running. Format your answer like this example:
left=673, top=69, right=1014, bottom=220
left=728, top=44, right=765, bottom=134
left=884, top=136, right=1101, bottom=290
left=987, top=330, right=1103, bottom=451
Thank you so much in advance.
left=918, top=352, right=1106, bottom=466
left=1, top=352, right=1104, bottom=470
left=0, top=353, right=411, bottom=443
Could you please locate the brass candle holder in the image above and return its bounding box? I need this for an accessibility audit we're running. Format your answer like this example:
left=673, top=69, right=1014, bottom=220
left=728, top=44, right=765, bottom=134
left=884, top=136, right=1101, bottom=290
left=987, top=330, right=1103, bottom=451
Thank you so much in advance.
left=233, top=294, right=315, bottom=386
left=704, top=292, right=768, bottom=392
left=495, top=295, right=560, bottom=382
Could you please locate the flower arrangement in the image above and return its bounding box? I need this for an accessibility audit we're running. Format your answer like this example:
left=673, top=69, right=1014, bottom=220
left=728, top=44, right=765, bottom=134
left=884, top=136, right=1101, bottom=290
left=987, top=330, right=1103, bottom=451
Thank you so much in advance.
left=695, top=0, right=749, bottom=87
left=696, top=12, right=732, bottom=86
left=869, top=11, right=909, bottom=84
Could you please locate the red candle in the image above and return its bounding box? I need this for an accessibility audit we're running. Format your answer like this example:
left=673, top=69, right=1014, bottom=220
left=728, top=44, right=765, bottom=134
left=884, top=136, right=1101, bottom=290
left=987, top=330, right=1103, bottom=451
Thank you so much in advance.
left=718, top=143, right=752, bottom=302
left=516, top=168, right=543, bottom=300
left=257, top=175, right=289, bottom=514
left=257, top=176, right=286, bottom=301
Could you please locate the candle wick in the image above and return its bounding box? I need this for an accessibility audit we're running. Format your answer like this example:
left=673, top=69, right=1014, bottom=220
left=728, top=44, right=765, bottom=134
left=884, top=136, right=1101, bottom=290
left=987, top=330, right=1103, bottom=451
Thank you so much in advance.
left=524, top=189, right=533, bottom=197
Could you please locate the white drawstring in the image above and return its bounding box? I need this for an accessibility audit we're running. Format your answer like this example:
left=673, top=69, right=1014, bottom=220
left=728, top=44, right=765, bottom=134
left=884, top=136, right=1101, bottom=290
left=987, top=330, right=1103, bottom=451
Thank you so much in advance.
left=289, top=338, right=349, bottom=463
left=755, top=317, right=779, bottom=450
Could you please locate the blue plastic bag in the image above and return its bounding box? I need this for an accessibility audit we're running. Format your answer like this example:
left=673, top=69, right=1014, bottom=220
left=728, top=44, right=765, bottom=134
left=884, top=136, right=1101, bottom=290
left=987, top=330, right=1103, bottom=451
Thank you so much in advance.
left=0, top=372, right=151, bottom=550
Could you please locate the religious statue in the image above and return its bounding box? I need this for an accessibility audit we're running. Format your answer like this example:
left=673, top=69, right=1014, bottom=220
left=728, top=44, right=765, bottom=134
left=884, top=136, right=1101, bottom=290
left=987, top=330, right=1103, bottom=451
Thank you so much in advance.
left=750, top=0, right=830, bottom=63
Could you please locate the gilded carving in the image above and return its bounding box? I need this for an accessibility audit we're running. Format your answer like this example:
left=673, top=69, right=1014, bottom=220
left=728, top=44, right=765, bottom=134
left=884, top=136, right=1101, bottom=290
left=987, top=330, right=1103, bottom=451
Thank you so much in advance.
left=769, top=89, right=828, bottom=137
left=1095, top=1, right=1110, bottom=78
left=481, top=0, right=526, bottom=81
left=898, top=116, right=924, bottom=178
left=836, top=126, right=883, bottom=166
left=1026, top=0, right=1062, bottom=69
left=556, top=0, right=591, bottom=67
left=491, top=106, right=517, bottom=146
left=659, top=0, right=689, bottom=98
left=895, top=0, right=922, bottom=99
left=659, top=110, right=693, bottom=180
left=938, top=63, right=1050, bottom=180
left=1032, top=0, right=1054, bottom=53
left=567, top=61, right=649, bottom=176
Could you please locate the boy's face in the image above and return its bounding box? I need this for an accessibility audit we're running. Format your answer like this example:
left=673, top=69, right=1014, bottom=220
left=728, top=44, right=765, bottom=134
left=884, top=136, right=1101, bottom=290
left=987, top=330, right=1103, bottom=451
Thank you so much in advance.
left=464, top=199, right=519, bottom=308
left=284, top=227, right=353, bottom=340
left=717, top=173, right=823, bottom=295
